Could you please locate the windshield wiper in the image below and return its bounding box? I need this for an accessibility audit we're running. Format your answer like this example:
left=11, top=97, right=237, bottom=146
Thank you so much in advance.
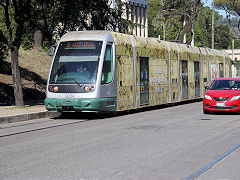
left=56, top=78, right=83, bottom=87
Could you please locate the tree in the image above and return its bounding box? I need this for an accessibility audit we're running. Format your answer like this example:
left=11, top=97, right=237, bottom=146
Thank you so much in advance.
left=0, top=0, right=126, bottom=106
left=0, top=42, right=8, bottom=69
left=193, top=6, right=223, bottom=48
left=215, top=0, right=240, bottom=38
left=32, top=0, right=125, bottom=48
left=149, top=0, right=201, bottom=44
left=0, top=0, right=34, bottom=106
left=215, top=24, right=231, bottom=49
left=148, top=0, right=233, bottom=49
left=146, top=0, right=163, bottom=38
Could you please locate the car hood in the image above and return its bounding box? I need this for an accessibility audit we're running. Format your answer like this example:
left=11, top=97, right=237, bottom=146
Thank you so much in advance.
left=206, top=90, right=240, bottom=98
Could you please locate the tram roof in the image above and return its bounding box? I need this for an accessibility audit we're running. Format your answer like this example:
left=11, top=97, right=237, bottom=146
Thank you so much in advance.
left=60, top=31, right=114, bottom=42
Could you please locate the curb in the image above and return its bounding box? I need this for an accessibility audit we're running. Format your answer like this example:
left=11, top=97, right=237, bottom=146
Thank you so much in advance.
left=0, top=111, right=61, bottom=125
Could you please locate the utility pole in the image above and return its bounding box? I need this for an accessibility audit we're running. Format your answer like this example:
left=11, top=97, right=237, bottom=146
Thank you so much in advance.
left=212, top=0, right=215, bottom=49
left=162, top=23, right=166, bottom=41
left=232, top=39, right=236, bottom=77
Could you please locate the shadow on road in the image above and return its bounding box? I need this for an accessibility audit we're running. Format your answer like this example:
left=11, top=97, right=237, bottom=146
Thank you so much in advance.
left=56, top=99, right=204, bottom=120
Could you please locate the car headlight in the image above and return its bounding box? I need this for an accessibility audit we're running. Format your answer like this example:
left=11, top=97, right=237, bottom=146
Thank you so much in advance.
left=204, top=95, right=212, bottom=100
left=230, top=96, right=240, bottom=101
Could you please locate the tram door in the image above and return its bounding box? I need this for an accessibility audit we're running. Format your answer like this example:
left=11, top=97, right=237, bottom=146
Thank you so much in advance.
left=140, top=57, right=149, bottom=105
left=194, top=61, right=200, bottom=97
left=182, top=60, right=188, bottom=99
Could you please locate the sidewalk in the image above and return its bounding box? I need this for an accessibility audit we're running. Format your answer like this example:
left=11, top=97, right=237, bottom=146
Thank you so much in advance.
left=0, top=105, right=61, bottom=125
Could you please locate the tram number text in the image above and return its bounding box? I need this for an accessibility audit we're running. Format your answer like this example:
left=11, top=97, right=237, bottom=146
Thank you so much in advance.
left=65, top=94, right=74, bottom=98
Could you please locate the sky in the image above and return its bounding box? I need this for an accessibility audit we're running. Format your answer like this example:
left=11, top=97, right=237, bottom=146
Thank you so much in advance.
left=202, top=0, right=226, bottom=17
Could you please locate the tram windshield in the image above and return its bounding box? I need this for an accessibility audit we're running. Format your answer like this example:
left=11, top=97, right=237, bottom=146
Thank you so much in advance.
left=49, top=41, right=102, bottom=84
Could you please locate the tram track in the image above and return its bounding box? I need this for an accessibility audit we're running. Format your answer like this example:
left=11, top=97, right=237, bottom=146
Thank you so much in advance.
left=0, top=119, right=87, bottom=138
left=0, top=112, right=118, bottom=138
left=1, top=102, right=240, bottom=179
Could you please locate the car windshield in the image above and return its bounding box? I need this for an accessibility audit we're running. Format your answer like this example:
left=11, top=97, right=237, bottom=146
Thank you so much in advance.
left=49, top=41, right=102, bottom=84
left=210, top=80, right=240, bottom=90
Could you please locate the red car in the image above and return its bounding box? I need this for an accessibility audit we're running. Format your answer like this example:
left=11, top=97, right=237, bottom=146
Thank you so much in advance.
left=203, top=78, right=240, bottom=114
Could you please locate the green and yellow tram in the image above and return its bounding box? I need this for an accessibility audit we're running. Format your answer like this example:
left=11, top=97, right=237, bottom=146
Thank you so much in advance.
left=45, top=31, right=231, bottom=112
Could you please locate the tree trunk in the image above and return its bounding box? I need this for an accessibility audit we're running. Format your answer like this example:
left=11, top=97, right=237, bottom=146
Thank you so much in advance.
left=11, top=46, right=24, bottom=107
left=34, top=30, right=43, bottom=47
left=34, top=2, right=46, bottom=48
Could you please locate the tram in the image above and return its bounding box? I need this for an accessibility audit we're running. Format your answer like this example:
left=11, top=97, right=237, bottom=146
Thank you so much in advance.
left=45, top=31, right=232, bottom=112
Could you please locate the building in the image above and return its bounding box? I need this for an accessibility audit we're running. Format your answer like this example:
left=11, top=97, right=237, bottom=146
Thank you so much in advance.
left=110, top=0, right=148, bottom=37
left=225, top=49, right=240, bottom=77
left=225, top=49, right=240, bottom=61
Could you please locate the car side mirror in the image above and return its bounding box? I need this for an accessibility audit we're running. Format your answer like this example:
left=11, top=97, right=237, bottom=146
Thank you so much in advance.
left=48, top=45, right=57, bottom=56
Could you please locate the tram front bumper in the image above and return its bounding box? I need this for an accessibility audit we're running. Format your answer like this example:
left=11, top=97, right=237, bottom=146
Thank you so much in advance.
left=45, top=97, right=117, bottom=112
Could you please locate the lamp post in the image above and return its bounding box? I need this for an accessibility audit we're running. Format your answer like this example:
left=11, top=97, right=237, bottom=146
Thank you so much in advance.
left=212, top=0, right=215, bottom=49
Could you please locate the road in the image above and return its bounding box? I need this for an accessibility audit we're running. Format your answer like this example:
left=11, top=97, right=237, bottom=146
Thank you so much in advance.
left=1, top=101, right=240, bottom=180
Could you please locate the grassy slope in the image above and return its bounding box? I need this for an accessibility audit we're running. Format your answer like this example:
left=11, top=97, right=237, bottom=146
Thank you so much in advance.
left=0, top=47, right=52, bottom=104
left=0, top=47, right=52, bottom=84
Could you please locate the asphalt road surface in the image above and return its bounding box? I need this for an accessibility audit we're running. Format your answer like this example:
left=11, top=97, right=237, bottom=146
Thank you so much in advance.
left=1, top=101, right=240, bottom=180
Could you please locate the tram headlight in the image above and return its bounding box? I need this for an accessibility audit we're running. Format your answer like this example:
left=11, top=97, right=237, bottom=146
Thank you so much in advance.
left=84, top=85, right=95, bottom=92
left=84, top=86, right=89, bottom=91
left=53, top=86, right=59, bottom=92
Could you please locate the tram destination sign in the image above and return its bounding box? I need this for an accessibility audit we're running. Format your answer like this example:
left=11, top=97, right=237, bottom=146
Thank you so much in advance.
left=65, top=41, right=97, bottom=50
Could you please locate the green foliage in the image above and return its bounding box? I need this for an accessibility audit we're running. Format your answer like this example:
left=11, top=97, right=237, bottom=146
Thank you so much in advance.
left=193, top=6, right=214, bottom=47
left=215, top=24, right=230, bottom=49
left=42, top=41, right=50, bottom=52
left=0, top=42, right=8, bottom=61
left=0, top=42, right=10, bottom=74
left=0, top=0, right=235, bottom=52
left=148, top=0, right=201, bottom=42
left=0, top=0, right=37, bottom=48
left=0, top=8, right=8, bottom=64
left=22, top=33, right=34, bottom=50
left=148, top=0, right=233, bottom=49
left=215, top=0, right=240, bottom=39
left=0, top=4, right=17, bottom=39
left=148, top=0, right=163, bottom=23
left=1, top=0, right=123, bottom=50
left=0, top=7, right=9, bottom=68
left=29, top=0, right=125, bottom=49
left=215, top=0, right=240, bottom=16
left=233, top=39, right=240, bottom=49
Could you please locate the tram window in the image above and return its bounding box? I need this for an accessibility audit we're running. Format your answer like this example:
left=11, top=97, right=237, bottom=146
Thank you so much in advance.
left=219, top=63, right=224, bottom=77
left=101, top=45, right=113, bottom=84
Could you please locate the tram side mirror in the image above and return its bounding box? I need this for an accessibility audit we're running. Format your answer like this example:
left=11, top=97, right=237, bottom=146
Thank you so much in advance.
left=205, top=86, right=209, bottom=90
left=48, top=45, right=57, bottom=56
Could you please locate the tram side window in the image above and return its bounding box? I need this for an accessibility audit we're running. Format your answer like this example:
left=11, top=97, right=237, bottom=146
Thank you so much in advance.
left=101, top=45, right=113, bottom=84
left=219, top=63, right=224, bottom=78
